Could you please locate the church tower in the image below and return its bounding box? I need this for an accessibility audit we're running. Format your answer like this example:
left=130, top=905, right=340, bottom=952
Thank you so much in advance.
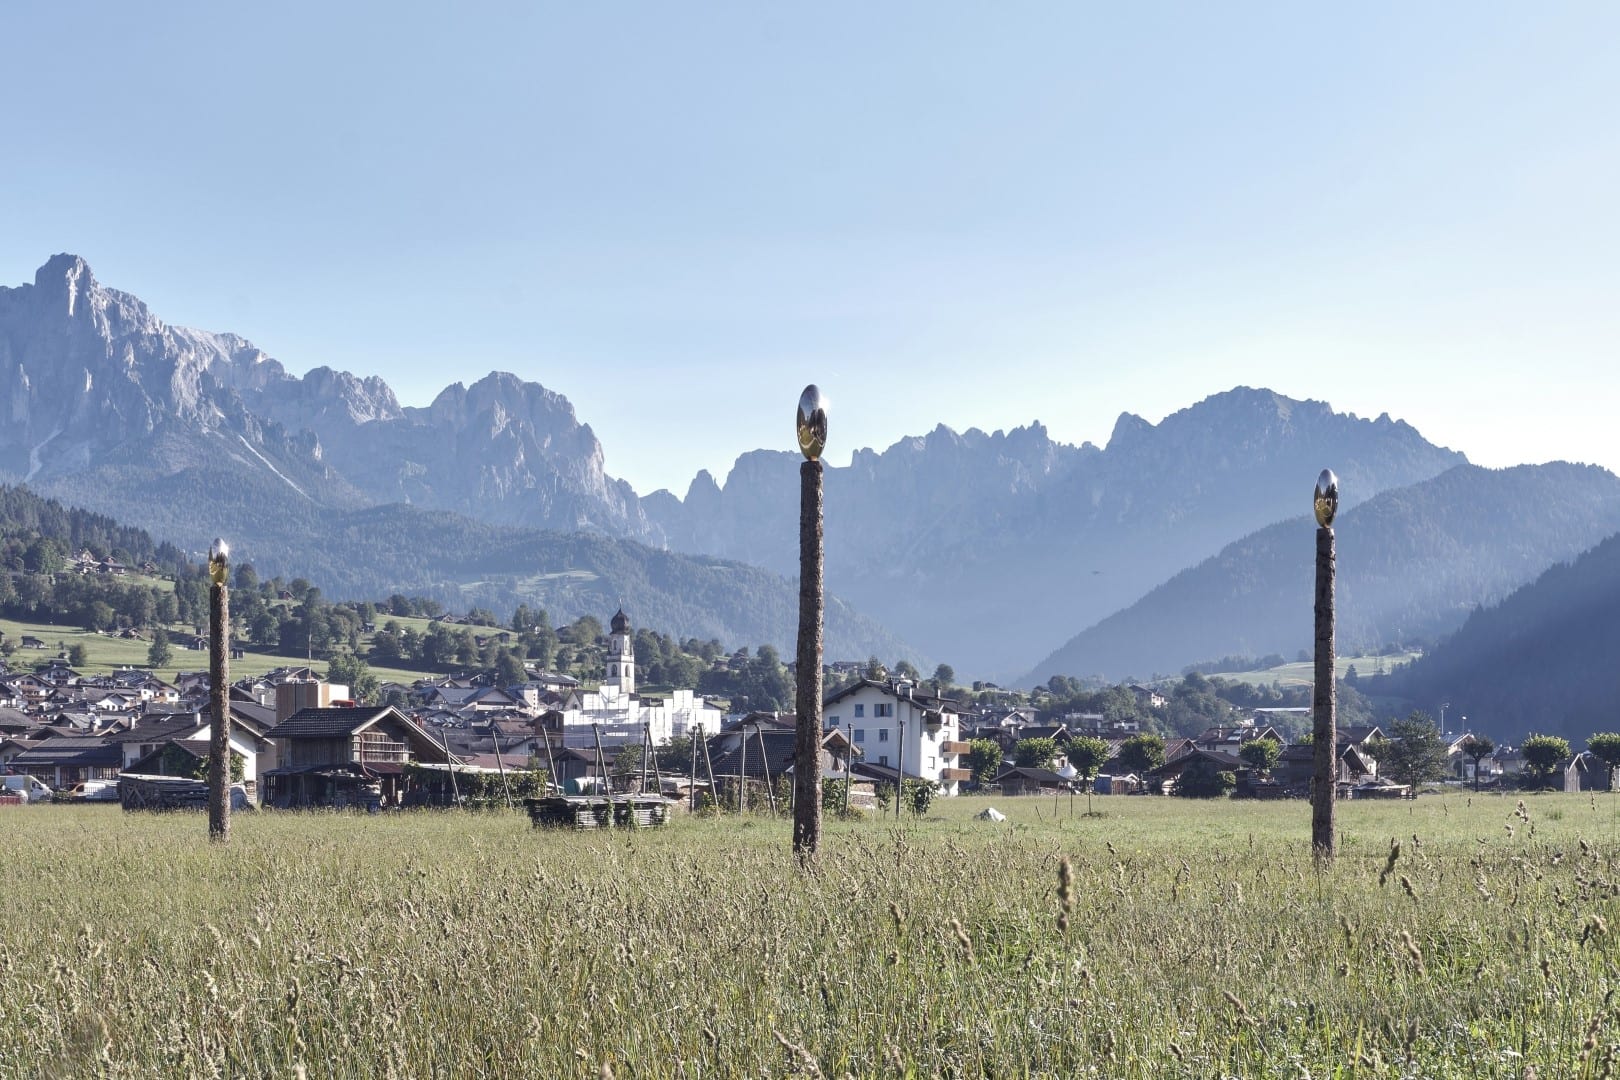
left=606, top=608, right=636, bottom=695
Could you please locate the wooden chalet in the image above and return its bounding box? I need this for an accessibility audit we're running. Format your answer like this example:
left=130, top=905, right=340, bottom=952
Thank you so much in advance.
left=261, top=706, right=460, bottom=809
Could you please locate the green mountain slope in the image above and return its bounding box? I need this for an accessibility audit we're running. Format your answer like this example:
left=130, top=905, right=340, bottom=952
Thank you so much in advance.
left=1024, top=463, right=1620, bottom=684
left=1375, top=530, right=1620, bottom=743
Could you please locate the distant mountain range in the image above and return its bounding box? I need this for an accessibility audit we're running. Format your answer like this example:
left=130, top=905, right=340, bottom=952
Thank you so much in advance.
left=1023, top=463, right=1620, bottom=683
left=1375, top=529, right=1620, bottom=745
left=7, top=252, right=1595, bottom=682
left=646, top=389, right=1467, bottom=676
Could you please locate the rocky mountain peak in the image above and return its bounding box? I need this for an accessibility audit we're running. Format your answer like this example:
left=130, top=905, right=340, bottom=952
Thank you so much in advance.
left=34, top=253, right=94, bottom=313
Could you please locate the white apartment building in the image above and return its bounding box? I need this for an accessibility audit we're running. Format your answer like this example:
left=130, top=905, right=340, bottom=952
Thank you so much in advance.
left=824, top=678, right=971, bottom=795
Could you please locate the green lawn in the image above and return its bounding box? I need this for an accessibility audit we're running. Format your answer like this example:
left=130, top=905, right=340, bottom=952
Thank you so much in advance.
left=0, top=615, right=436, bottom=686
left=3, top=791, right=1617, bottom=1076
left=1205, top=651, right=1422, bottom=688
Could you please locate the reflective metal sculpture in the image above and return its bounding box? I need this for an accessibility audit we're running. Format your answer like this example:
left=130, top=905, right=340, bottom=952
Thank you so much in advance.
left=208, top=538, right=230, bottom=586
left=796, top=385, right=828, bottom=461
left=1313, top=470, right=1339, bottom=529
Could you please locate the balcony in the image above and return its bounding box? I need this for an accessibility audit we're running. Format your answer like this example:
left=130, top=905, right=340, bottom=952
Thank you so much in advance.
left=941, top=741, right=971, bottom=755
left=939, top=767, right=972, bottom=783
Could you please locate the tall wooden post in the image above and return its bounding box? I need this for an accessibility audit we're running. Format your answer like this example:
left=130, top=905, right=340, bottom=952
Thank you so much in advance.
left=207, top=539, right=231, bottom=843
left=793, top=386, right=828, bottom=858
left=1311, top=471, right=1339, bottom=861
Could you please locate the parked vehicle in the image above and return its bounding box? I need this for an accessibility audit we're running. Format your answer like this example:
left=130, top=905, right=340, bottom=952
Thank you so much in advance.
left=65, top=780, right=120, bottom=802
left=2, top=774, right=54, bottom=803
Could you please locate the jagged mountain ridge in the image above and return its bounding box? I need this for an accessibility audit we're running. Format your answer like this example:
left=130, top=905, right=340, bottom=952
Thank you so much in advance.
left=0, top=255, right=652, bottom=539
left=1022, top=463, right=1620, bottom=683
left=3, top=254, right=1476, bottom=677
left=646, top=389, right=1470, bottom=677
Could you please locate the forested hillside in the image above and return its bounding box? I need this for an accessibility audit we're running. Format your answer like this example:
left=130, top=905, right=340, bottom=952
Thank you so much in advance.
left=1026, top=463, right=1620, bottom=683
left=1375, top=531, right=1620, bottom=742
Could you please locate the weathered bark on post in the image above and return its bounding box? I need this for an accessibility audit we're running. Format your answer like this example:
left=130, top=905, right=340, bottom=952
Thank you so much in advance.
left=208, top=580, right=231, bottom=843
left=793, top=458, right=824, bottom=857
left=1311, top=525, right=1336, bottom=860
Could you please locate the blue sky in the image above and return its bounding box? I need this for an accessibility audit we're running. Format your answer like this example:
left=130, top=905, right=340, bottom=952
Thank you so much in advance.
left=4, top=2, right=1617, bottom=495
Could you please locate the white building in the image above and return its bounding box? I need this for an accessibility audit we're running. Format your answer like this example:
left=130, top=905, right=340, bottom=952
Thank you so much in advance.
left=555, top=610, right=725, bottom=745
left=824, top=678, right=970, bottom=795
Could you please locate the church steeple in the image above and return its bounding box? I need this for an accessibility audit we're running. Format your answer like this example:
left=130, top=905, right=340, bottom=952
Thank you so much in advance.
left=606, top=609, right=635, bottom=694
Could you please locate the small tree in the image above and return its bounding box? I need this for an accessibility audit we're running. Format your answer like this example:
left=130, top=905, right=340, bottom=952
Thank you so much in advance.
left=1116, top=734, right=1166, bottom=777
left=67, top=643, right=89, bottom=668
left=965, top=739, right=1004, bottom=786
left=326, top=652, right=380, bottom=704
left=1239, top=737, right=1281, bottom=776
left=1460, top=734, right=1496, bottom=792
left=1521, top=734, right=1572, bottom=791
left=902, top=778, right=937, bottom=817
left=1066, top=735, right=1111, bottom=815
left=1013, top=737, right=1058, bottom=769
left=1587, top=733, right=1620, bottom=791
left=932, top=664, right=955, bottom=694
left=1369, top=712, right=1449, bottom=795
left=147, top=627, right=172, bottom=670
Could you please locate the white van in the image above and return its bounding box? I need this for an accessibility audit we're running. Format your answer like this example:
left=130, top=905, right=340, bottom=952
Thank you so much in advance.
left=66, top=780, right=119, bottom=802
left=2, top=774, right=54, bottom=803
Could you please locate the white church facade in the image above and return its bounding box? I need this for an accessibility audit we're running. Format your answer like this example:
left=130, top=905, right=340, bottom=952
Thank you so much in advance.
left=556, top=610, right=725, bottom=745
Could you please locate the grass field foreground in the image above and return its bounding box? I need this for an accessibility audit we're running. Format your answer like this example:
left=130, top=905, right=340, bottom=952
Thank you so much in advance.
left=3, top=793, right=1620, bottom=1077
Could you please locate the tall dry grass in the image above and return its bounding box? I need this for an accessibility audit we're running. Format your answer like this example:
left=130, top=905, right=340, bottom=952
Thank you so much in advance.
left=2, top=792, right=1618, bottom=1077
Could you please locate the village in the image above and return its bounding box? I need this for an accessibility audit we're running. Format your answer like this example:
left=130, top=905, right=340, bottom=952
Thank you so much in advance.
left=4, top=603, right=1607, bottom=817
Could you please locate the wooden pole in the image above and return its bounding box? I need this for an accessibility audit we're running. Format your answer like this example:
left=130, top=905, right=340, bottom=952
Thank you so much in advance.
left=844, top=719, right=853, bottom=814
left=645, top=721, right=664, bottom=799
left=639, top=724, right=651, bottom=796
left=489, top=719, right=513, bottom=810
left=1311, top=524, right=1337, bottom=860
left=439, top=727, right=460, bottom=808
left=793, top=458, right=825, bottom=856
left=896, top=716, right=906, bottom=821
left=758, top=723, right=777, bottom=816
left=541, top=726, right=558, bottom=796
left=701, top=727, right=719, bottom=813
left=207, top=564, right=231, bottom=843
left=738, top=725, right=748, bottom=814
left=593, top=723, right=617, bottom=826
left=689, top=724, right=699, bottom=812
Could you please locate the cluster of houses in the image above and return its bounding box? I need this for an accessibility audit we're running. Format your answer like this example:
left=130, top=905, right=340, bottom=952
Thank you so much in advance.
left=2, top=607, right=1611, bottom=810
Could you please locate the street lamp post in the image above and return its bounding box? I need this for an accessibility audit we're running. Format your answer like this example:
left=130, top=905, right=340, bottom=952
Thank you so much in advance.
left=1311, top=470, right=1338, bottom=862
left=207, top=539, right=232, bottom=844
left=792, top=386, right=828, bottom=858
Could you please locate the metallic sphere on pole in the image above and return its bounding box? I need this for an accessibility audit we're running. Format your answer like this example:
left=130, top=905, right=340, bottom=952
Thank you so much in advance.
left=208, top=538, right=230, bottom=586
left=796, top=385, right=828, bottom=461
left=1313, top=469, right=1339, bottom=529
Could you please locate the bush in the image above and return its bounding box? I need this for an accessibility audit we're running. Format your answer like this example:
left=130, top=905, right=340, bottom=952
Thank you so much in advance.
left=902, top=779, right=938, bottom=817
left=1173, top=759, right=1236, bottom=799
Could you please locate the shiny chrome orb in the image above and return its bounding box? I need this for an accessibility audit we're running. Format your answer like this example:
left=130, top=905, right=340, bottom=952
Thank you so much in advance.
left=208, top=538, right=230, bottom=586
left=796, top=385, right=828, bottom=461
left=1313, top=469, right=1339, bottom=529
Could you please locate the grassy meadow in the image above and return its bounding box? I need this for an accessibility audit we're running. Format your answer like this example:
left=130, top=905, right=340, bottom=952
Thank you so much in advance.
left=4, top=792, right=1620, bottom=1077
left=1206, top=653, right=1423, bottom=689
left=0, top=614, right=433, bottom=687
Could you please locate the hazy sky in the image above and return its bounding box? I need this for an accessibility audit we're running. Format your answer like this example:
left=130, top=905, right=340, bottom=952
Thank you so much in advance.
left=4, top=3, right=1617, bottom=495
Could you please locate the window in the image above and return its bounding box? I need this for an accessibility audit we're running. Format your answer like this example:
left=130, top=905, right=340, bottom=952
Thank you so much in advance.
left=853, top=728, right=865, bottom=742
left=879, top=755, right=889, bottom=766
left=874, top=703, right=893, bottom=717
left=878, top=729, right=889, bottom=743
left=854, top=704, right=865, bottom=718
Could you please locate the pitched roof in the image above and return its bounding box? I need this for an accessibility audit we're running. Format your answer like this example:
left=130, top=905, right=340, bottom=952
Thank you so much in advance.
left=267, top=707, right=393, bottom=739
